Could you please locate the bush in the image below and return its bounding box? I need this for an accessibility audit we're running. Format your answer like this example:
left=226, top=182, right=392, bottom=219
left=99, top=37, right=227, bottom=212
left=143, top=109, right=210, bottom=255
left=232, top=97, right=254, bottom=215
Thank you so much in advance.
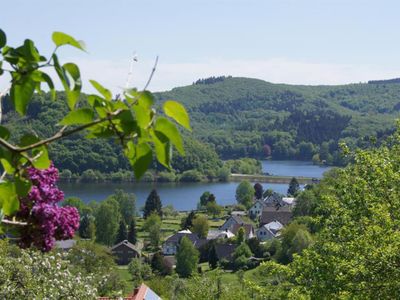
left=179, top=170, right=204, bottom=182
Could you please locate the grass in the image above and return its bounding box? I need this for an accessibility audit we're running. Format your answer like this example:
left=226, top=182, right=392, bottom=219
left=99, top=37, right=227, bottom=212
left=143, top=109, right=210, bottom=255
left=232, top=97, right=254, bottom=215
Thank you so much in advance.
left=115, top=265, right=135, bottom=295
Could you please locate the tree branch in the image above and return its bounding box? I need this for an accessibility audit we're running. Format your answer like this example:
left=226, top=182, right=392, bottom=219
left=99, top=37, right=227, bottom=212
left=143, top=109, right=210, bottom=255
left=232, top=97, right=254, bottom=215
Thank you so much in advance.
left=0, top=109, right=123, bottom=153
left=143, top=56, right=159, bottom=91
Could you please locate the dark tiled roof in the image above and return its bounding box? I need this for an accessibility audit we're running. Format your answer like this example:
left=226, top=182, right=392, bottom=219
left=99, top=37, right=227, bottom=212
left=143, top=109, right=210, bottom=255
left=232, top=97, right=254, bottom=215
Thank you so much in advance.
left=194, top=238, right=208, bottom=249
left=260, top=206, right=292, bottom=225
left=215, top=244, right=237, bottom=261
left=230, top=215, right=244, bottom=224
left=263, top=192, right=283, bottom=207
left=111, top=240, right=139, bottom=252
left=165, top=233, right=200, bottom=244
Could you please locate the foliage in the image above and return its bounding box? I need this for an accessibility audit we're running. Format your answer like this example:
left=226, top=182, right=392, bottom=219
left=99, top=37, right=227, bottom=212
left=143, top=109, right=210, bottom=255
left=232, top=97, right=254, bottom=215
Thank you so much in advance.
left=225, top=158, right=262, bottom=174
left=0, top=240, right=97, bottom=299
left=235, top=180, right=255, bottom=209
left=127, top=217, right=137, bottom=244
left=66, top=241, right=125, bottom=296
left=208, top=244, right=219, bottom=269
left=176, top=236, right=199, bottom=278
left=143, top=189, right=162, bottom=218
left=95, top=197, right=120, bottom=245
left=115, top=220, right=127, bottom=244
left=151, top=252, right=172, bottom=276
left=254, top=182, right=263, bottom=199
left=275, top=222, right=313, bottom=264
left=288, top=177, right=300, bottom=196
left=79, top=213, right=96, bottom=239
left=191, top=215, right=209, bottom=238
left=206, top=201, right=223, bottom=218
left=128, top=258, right=153, bottom=286
left=236, top=227, right=245, bottom=245
left=108, top=189, right=136, bottom=224
left=143, top=212, right=162, bottom=248
left=162, top=204, right=179, bottom=217
left=0, top=29, right=189, bottom=245
left=181, top=211, right=196, bottom=230
left=233, top=243, right=253, bottom=270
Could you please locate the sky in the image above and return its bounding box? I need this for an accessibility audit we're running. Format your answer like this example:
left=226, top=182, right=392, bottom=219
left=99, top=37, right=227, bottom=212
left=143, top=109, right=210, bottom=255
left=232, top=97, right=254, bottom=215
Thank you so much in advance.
left=2, top=0, right=400, bottom=92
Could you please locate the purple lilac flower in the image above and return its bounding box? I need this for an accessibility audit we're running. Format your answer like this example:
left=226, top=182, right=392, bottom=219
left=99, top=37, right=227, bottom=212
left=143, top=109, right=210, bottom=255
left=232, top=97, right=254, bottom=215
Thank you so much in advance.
left=18, top=163, right=79, bottom=252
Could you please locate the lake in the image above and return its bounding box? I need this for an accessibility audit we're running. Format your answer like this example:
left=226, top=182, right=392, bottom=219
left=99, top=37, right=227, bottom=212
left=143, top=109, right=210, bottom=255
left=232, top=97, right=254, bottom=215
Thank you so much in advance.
left=60, top=160, right=332, bottom=211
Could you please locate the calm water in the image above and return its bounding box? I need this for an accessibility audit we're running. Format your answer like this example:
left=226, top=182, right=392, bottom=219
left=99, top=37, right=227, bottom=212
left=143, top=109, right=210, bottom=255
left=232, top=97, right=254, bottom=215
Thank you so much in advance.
left=60, top=160, right=331, bottom=211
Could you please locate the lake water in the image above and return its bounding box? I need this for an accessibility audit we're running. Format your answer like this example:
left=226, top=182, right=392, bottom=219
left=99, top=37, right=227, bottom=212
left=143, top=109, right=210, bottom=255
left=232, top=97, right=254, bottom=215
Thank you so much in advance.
left=60, top=160, right=332, bottom=211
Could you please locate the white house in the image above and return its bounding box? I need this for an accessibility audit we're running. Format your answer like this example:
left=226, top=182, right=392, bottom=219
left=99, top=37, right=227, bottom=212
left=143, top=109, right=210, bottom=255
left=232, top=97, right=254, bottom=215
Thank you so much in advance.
left=248, top=200, right=264, bottom=219
left=256, top=221, right=283, bottom=241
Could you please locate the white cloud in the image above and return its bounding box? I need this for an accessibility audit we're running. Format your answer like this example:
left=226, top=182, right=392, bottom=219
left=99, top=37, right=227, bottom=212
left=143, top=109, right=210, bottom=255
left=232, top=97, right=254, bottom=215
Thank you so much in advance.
left=1, top=57, right=400, bottom=94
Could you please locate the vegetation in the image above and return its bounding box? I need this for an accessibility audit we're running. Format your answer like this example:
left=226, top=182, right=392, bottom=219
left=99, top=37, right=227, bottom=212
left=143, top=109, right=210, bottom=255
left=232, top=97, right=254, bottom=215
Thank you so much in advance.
left=143, top=189, right=162, bottom=218
left=235, top=180, right=255, bottom=209
left=176, top=236, right=199, bottom=278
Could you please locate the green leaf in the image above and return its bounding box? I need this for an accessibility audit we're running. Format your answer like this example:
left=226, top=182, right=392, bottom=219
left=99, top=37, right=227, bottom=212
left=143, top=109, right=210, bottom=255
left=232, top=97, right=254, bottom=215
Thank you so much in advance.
left=0, top=126, right=10, bottom=140
left=63, top=63, right=82, bottom=109
left=89, top=80, right=112, bottom=101
left=151, top=131, right=171, bottom=168
left=10, top=74, right=36, bottom=115
left=15, top=176, right=31, bottom=197
left=163, top=100, right=191, bottom=131
left=0, top=29, right=6, bottom=49
left=0, top=148, right=15, bottom=174
left=19, top=134, right=51, bottom=170
left=52, top=32, right=85, bottom=51
left=154, top=117, right=184, bottom=155
left=133, top=105, right=151, bottom=128
left=60, top=108, right=95, bottom=125
left=0, top=182, right=19, bottom=216
left=129, top=142, right=153, bottom=179
left=40, top=72, right=56, bottom=100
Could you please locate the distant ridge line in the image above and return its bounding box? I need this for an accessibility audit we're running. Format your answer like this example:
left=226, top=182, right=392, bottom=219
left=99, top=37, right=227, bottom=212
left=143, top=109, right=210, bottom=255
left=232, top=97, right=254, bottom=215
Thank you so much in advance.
left=368, top=78, right=400, bottom=84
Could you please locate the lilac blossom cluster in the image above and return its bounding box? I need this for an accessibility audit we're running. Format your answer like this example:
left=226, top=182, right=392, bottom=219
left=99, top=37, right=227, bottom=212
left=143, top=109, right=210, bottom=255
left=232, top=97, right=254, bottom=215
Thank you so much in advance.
left=17, top=164, right=80, bottom=252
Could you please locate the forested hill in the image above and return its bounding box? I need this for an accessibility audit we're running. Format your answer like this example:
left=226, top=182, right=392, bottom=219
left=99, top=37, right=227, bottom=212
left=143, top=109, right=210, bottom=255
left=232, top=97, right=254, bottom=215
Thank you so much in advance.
left=156, top=76, right=400, bottom=164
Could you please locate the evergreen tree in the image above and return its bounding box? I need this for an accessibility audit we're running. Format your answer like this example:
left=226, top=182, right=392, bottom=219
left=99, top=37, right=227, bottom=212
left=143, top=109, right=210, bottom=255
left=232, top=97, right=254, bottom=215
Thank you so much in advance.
left=151, top=252, right=172, bottom=275
left=237, top=227, right=245, bottom=245
left=208, top=244, right=219, bottom=269
left=115, top=220, right=127, bottom=243
left=176, top=236, right=199, bottom=278
left=180, top=211, right=196, bottom=229
left=127, top=218, right=137, bottom=245
left=254, top=183, right=263, bottom=200
left=288, top=177, right=300, bottom=196
left=143, top=189, right=162, bottom=219
left=79, top=213, right=96, bottom=239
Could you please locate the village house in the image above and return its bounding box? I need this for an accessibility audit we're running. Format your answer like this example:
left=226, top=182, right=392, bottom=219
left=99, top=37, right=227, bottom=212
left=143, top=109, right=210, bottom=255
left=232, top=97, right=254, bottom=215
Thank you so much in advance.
left=256, top=220, right=283, bottom=241
left=207, top=229, right=235, bottom=240
left=219, top=215, right=245, bottom=231
left=111, top=240, right=140, bottom=265
left=248, top=199, right=264, bottom=219
left=260, top=206, right=293, bottom=226
left=162, top=230, right=207, bottom=255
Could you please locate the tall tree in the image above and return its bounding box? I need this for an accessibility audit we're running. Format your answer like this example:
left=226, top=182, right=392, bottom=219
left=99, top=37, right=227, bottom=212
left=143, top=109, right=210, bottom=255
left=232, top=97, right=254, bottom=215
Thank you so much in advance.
left=288, top=177, right=300, bottom=196
left=115, top=220, right=128, bottom=244
left=79, top=213, right=96, bottom=239
left=181, top=211, right=196, bottom=230
left=191, top=215, right=209, bottom=238
left=144, top=212, right=162, bottom=249
left=95, top=198, right=121, bottom=246
left=237, top=227, right=245, bottom=245
left=199, top=191, right=211, bottom=207
left=143, top=189, right=162, bottom=219
left=109, top=189, right=136, bottom=224
left=254, top=183, right=263, bottom=200
left=176, top=236, right=199, bottom=278
left=127, top=218, right=137, bottom=245
left=235, top=181, right=255, bottom=209
left=208, top=244, right=219, bottom=269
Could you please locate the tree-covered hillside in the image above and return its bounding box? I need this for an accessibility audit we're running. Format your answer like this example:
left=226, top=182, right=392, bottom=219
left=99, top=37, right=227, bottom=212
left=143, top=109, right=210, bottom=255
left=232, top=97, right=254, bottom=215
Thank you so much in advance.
left=157, top=76, right=400, bottom=164
left=3, top=76, right=399, bottom=175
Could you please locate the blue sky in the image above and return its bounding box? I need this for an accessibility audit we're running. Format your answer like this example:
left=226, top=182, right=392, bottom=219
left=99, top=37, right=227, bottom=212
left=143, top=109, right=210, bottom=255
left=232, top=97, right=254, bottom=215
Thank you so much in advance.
left=2, top=0, right=400, bottom=92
